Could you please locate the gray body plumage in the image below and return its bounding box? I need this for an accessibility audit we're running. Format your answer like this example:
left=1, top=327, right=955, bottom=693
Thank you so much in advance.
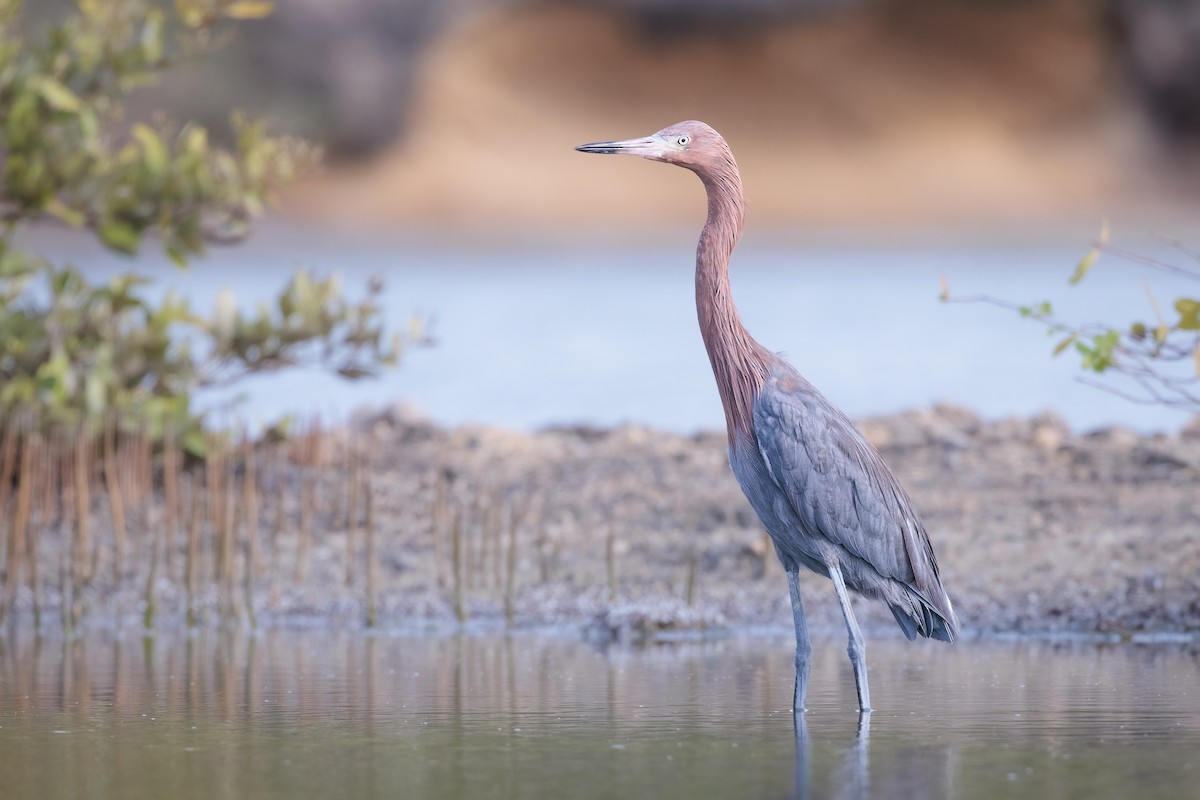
left=731, top=359, right=957, bottom=643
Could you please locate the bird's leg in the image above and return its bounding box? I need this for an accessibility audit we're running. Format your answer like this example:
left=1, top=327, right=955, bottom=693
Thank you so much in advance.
left=828, top=562, right=872, bottom=712
left=787, top=568, right=812, bottom=714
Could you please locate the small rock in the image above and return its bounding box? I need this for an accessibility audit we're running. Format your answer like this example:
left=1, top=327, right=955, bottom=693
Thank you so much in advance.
left=1031, top=425, right=1063, bottom=451
left=1083, top=425, right=1140, bottom=448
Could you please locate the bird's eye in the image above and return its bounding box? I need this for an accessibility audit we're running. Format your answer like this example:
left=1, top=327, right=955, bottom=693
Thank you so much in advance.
left=676, top=135, right=691, bottom=147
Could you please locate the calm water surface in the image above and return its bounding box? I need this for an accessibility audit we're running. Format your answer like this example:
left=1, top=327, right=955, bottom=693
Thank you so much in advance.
left=1, top=630, right=1197, bottom=799
left=29, top=224, right=1200, bottom=433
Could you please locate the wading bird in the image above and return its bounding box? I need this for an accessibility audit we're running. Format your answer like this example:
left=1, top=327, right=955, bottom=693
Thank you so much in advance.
left=576, top=121, right=958, bottom=712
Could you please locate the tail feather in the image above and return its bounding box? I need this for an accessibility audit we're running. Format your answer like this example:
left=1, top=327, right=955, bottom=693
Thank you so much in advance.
left=890, top=590, right=957, bottom=643
left=890, top=606, right=919, bottom=641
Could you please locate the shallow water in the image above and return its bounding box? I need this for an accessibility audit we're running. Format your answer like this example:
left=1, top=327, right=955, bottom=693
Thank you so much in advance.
left=1, top=630, right=1197, bottom=799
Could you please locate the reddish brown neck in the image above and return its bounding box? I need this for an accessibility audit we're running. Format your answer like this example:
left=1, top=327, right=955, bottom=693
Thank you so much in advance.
left=694, top=163, right=771, bottom=445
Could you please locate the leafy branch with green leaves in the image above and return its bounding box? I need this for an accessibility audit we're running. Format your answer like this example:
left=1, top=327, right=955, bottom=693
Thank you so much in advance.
left=941, top=226, right=1200, bottom=413
left=0, top=0, right=427, bottom=442
left=0, top=0, right=311, bottom=260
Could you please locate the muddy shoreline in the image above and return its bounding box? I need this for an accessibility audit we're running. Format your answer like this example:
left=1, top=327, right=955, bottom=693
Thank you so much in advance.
left=4, top=404, right=1197, bottom=640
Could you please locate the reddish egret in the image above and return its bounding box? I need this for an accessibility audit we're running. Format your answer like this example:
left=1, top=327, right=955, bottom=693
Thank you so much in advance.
left=576, top=121, right=958, bottom=712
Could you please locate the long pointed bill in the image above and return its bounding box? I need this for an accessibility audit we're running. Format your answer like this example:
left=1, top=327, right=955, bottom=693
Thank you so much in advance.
left=575, top=135, right=664, bottom=158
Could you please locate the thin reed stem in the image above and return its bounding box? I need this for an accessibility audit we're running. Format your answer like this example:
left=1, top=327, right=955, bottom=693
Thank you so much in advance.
left=18, top=430, right=41, bottom=628
left=432, top=468, right=449, bottom=590
left=364, top=474, right=378, bottom=628
left=71, top=423, right=93, bottom=625
left=504, top=503, right=519, bottom=627
left=606, top=527, right=618, bottom=604
left=162, top=426, right=181, bottom=580
left=102, top=421, right=127, bottom=584
left=0, top=419, right=20, bottom=623
left=185, top=478, right=201, bottom=627
left=451, top=504, right=466, bottom=624
left=242, top=434, right=261, bottom=578
left=684, top=549, right=698, bottom=607
left=269, top=453, right=285, bottom=609
left=345, top=450, right=360, bottom=587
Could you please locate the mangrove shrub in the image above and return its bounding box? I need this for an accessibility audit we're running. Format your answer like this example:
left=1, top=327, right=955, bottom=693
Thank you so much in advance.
left=0, top=0, right=421, bottom=440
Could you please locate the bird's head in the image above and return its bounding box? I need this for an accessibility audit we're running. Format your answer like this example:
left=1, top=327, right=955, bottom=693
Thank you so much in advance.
left=575, top=120, right=732, bottom=174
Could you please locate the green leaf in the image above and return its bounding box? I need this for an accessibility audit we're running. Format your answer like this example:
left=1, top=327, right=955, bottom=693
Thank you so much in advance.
left=1176, top=298, right=1200, bottom=331
left=117, top=72, right=157, bottom=92
left=1051, top=333, right=1078, bottom=356
left=1069, top=221, right=1109, bottom=285
left=78, top=109, right=99, bottom=142
left=98, top=221, right=142, bottom=254
left=1077, top=330, right=1120, bottom=372
left=225, top=1, right=275, bottom=20
left=84, top=370, right=107, bottom=417
left=6, top=93, right=39, bottom=146
left=175, top=0, right=210, bottom=29
left=1019, top=301, right=1052, bottom=319
left=183, top=125, right=208, bottom=156
left=31, top=77, right=82, bottom=113
left=181, top=429, right=208, bottom=457
left=131, top=123, right=167, bottom=177
left=1069, top=248, right=1099, bottom=285
left=165, top=243, right=189, bottom=269
left=36, top=350, right=71, bottom=401
left=0, top=377, right=34, bottom=407
left=44, top=198, right=85, bottom=227
left=141, top=9, right=165, bottom=63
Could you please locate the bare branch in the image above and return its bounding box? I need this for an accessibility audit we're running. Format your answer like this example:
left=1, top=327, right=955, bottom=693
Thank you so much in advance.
left=1100, top=245, right=1200, bottom=282
left=943, top=243, right=1200, bottom=414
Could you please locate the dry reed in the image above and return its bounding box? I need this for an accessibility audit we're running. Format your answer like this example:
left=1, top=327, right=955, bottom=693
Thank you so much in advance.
left=185, top=476, right=202, bottom=627
left=293, top=422, right=319, bottom=584
left=504, top=501, right=520, bottom=626
left=162, top=426, right=180, bottom=579
left=451, top=503, right=466, bottom=624
left=241, top=433, right=260, bottom=627
left=71, top=423, right=93, bottom=598
left=684, top=549, right=699, bottom=607
left=364, top=471, right=378, bottom=628
left=345, top=450, right=360, bottom=588
left=102, top=420, right=126, bottom=581
left=17, top=428, right=40, bottom=628
left=269, top=451, right=285, bottom=609
left=0, top=419, right=21, bottom=623
left=606, top=526, right=618, bottom=604
left=431, top=468, right=450, bottom=590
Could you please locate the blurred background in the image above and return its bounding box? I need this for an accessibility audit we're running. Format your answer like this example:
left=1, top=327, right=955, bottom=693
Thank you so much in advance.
left=36, top=0, right=1200, bottom=433
left=139, top=0, right=1200, bottom=231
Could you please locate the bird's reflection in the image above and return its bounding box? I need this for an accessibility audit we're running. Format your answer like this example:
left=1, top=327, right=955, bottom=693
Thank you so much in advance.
left=793, top=711, right=872, bottom=800
left=836, top=712, right=872, bottom=800
left=793, top=713, right=811, bottom=798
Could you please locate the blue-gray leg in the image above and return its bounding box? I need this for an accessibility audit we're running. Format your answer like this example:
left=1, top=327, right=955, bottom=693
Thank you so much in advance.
left=787, top=568, right=812, bottom=713
left=828, top=562, right=872, bottom=712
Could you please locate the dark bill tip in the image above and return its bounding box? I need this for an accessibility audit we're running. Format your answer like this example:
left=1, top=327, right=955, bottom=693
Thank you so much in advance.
left=575, top=142, right=620, bottom=154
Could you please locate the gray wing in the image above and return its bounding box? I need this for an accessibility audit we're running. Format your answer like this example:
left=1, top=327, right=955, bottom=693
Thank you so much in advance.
left=752, top=369, right=953, bottom=624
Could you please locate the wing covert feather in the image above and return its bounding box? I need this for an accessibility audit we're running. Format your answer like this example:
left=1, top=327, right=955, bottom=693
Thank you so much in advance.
left=752, top=373, right=929, bottom=586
